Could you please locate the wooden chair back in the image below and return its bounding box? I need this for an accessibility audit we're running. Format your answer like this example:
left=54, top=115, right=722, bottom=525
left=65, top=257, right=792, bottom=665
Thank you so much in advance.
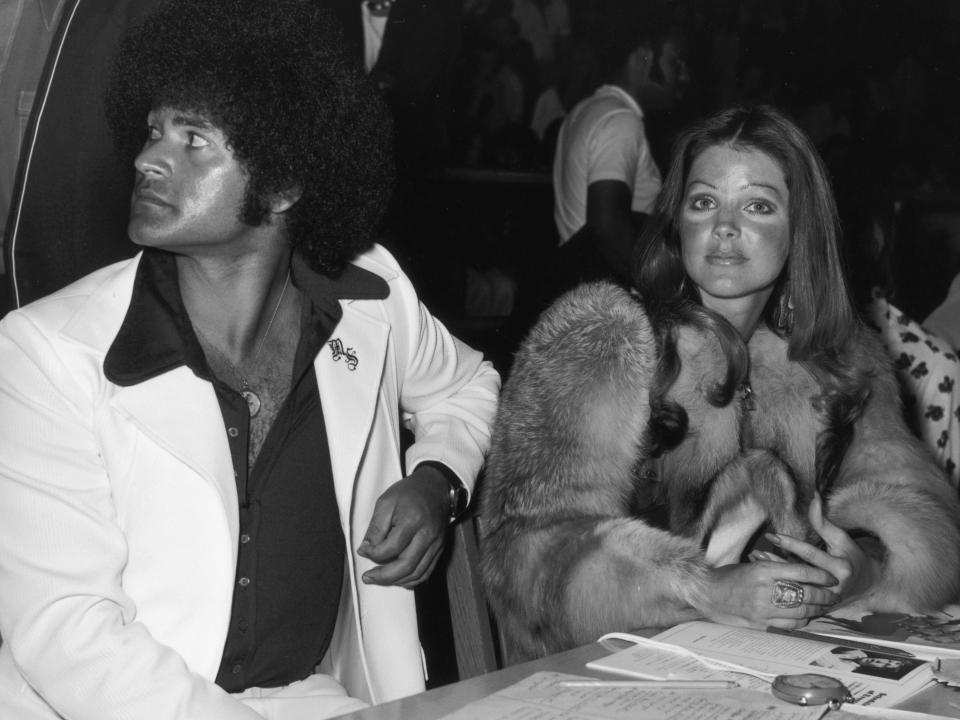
left=443, top=514, right=500, bottom=679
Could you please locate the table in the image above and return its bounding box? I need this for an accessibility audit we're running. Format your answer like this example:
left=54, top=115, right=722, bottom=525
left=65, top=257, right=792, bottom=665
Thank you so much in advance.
left=331, top=641, right=616, bottom=720
left=333, top=637, right=960, bottom=720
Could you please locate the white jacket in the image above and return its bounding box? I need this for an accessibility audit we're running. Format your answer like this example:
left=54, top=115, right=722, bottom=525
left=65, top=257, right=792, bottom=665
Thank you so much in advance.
left=0, top=244, right=500, bottom=720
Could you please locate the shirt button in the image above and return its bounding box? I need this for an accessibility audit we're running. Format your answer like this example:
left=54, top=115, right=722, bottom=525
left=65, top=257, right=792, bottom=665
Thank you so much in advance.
left=227, top=427, right=239, bottom=438
left=238, top=576, right=250, bottom=587
left=232, top=664, right=243, bottom=674
left=240, top=534, right=251, bottom=544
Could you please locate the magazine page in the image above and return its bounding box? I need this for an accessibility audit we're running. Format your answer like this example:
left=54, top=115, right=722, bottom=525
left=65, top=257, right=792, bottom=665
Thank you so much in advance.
left=803, top=606, right=960, bottom=661
left=437, top=671, right=830, bottom=720
left=586, top=622, right=934, bottom=708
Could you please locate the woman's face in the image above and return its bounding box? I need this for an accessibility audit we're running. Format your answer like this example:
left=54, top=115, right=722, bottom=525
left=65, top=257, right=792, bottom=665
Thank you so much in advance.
left=680, top=144, right=791, bottom=320
left=859, top=657, right=905, bottom=671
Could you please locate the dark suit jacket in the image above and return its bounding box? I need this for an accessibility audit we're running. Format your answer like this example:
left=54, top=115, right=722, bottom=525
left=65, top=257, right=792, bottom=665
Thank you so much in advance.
left=4, top=0, right=165, bottom=308
left=322, top=0, right=463, bottom=176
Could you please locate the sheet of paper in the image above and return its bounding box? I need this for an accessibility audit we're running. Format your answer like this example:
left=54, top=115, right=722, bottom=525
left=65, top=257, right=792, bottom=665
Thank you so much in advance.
left=587, top=623, right=934, bottom=709
left=805, top=606, right=960, bottom=661
left=437, top=671, right=827, bottom=720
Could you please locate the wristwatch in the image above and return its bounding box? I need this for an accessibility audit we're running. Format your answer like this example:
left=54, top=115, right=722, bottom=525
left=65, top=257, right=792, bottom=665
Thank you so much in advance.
left=418, top=461, right=469, bottom=522
left=446, top=476, right=469, bottom=522
left=771, top=674, right=852, bottom=709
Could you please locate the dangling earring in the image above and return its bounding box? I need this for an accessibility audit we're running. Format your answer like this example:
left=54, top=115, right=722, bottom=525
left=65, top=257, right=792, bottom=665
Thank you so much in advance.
left=776, top=290, right=795, bottom=335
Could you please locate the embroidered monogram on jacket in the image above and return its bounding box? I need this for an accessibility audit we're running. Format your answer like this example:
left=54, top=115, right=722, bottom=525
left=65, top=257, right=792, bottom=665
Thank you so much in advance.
left=328, top=338, right=359, bottom=371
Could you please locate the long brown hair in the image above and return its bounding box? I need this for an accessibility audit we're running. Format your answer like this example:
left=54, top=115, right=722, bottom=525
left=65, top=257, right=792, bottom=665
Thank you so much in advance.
left=635, top=105, right=868, bottom=488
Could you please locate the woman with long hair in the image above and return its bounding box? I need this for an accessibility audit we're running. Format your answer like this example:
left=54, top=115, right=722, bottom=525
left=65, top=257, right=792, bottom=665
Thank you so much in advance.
left=479, top=105, right=960, bottom=661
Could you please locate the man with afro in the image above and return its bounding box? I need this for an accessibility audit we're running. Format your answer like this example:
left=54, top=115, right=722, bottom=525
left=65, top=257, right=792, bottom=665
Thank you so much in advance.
left=0, top=1, right=499, bottom=718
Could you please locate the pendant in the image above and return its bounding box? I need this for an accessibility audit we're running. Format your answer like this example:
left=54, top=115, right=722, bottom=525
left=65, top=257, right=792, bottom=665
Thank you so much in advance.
left=240, top=388, right=262, bottom=418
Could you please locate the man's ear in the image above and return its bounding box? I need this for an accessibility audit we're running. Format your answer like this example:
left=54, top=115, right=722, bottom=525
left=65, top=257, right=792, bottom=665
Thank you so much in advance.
left=269, top=186, right=303, bottom=215
left=630, top=44, right=654, bottom=82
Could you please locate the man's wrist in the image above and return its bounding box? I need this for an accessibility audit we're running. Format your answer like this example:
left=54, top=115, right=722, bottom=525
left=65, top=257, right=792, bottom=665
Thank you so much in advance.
left=416, top=461, right=469, bottom=522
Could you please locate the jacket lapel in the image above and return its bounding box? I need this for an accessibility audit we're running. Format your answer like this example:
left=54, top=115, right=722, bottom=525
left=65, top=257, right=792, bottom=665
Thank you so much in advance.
left=109, top=367, right=240, bottom=540
left=316, top=302, right=389, bottom=515
left=57, top=254, right=239, bottom=540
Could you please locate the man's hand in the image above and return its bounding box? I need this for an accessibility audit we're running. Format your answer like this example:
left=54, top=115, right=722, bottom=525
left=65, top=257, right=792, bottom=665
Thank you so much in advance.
left=357, top=465, right=451, bottom=588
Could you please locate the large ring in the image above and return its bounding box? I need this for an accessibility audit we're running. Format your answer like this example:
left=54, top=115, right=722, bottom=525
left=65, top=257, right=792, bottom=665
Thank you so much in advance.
left=772, top=580, right=804, bottom=609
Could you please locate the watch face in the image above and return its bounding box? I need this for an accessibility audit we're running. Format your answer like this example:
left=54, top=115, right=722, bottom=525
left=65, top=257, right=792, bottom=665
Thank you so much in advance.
left=771, top=674, right=851, bottom=706
left=452, top=484, right=469, bottom=516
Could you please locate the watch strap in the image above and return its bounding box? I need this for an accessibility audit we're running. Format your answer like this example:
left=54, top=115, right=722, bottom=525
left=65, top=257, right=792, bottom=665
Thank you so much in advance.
left=416, top=461, right=469, bottom=522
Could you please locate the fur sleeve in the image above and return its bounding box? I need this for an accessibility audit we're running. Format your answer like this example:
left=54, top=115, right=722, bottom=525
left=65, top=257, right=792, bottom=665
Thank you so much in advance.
left=828, top=327, right=960, bottom=612
left=478, top=282, right=709, bottom=660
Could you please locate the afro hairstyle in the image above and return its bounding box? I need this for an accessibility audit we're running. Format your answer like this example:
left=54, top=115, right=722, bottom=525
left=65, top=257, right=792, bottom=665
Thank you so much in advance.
left=105, top=0, right=395, bottom=276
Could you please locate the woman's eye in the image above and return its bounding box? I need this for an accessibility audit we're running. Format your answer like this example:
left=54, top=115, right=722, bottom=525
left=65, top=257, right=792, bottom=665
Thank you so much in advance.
left=146, top=125, right=161, bottom=141
left=188, top=132, right=209, bottom=148
left=745, top=200, right=774, bottom=214
left=689, top=195, right=715, bottom=211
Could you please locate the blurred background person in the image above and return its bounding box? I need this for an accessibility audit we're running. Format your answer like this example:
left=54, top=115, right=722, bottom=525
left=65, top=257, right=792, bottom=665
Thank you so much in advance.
left=546, top=2, right=687, bottom=301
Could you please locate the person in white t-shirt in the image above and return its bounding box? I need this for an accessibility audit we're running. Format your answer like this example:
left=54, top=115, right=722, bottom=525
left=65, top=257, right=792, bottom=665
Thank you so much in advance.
left=551, top=8, right=687, bottom=290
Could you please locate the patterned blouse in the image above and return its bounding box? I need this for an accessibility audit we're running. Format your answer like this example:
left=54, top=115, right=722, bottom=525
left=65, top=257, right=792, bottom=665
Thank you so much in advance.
left=866, top=289, right=960, bottom=489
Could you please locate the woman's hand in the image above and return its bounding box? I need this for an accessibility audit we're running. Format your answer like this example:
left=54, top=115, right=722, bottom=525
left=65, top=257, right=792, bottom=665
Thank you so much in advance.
left=700, top=559, right=840, bottom=629
left=762, top=492, right=882, bottom=609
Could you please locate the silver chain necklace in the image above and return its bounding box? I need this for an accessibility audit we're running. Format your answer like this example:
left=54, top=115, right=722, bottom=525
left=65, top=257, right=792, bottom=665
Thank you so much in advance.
left=194, top=271, right=290, bottom=418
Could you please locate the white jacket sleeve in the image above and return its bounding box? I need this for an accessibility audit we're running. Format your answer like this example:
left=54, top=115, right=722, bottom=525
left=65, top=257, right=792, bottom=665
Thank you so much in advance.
left=379, top=250, right=500, bottom=495
left=0, top=312, right=263, bottom=720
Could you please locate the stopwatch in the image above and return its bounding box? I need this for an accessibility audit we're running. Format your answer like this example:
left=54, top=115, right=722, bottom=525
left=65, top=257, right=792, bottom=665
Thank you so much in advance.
left=771, top=673, right=853, bottom=709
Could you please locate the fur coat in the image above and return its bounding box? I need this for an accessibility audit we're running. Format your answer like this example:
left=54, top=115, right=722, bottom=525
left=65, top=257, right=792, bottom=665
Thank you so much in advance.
left=478, top=282, right=960, bottom=661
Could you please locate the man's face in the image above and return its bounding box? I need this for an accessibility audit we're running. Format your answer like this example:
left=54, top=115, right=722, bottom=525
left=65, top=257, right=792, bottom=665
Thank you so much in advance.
left=129, top=107, right=252, bottom=253
left=633, top=35, right=690, bottom=111
left=655, top=38, right=690, bottom=101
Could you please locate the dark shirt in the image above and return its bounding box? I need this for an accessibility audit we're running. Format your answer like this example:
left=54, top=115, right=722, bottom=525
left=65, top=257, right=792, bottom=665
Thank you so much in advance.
left=104, top=248, right=389, bottom=692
